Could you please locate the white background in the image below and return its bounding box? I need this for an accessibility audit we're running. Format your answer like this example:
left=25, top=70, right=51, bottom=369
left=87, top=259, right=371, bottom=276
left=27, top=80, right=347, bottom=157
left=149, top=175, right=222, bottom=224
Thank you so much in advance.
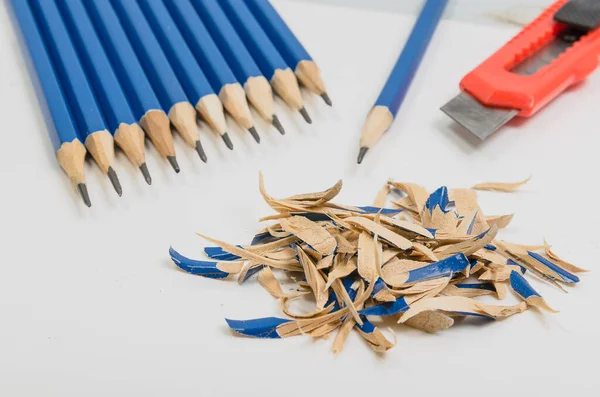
left=1, top=1, right=598, bottom=396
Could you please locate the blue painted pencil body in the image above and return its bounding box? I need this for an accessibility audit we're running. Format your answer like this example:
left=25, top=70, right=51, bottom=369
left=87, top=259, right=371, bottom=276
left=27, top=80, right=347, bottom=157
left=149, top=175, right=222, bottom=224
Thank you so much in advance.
left=30, top=0, right=107, bottom=141
left=10, top=0, right=88, bottom=204
left=165, top=0, right=238, bottom=92
left=246, top=0, right=311, bottom=69
left=137, top=0, right=214, bottom=106
left=85, top=0, right=179, bottom=168
left=10, top=0, right=79, bottom=152
left=58, top=0, right=136, bottom=133
left=374, top=0, right=448, bottom=116
left=219, top=0, right=288, bottom=81
left=192, top=0, right=262, bottom=84
left=220, top=0, right=307, bottom=116
left=166, top=0, right=257, bottom=134
left=84, top=0, right=162, bottom=120
left=110, top=0, right=189, bottom=113
left=31, top=0, right=119, bottom=189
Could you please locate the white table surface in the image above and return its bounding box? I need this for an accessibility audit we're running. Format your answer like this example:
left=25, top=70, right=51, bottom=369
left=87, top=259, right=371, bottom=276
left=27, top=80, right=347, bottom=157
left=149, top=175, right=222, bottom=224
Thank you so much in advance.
left=1, top=1, right=598, bottom=396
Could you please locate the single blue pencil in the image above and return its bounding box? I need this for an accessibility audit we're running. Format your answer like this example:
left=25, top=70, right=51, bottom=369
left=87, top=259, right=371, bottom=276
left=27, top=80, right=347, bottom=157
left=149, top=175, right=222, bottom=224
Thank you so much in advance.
left=357, top=0, right=448, bottom=164
left=246, top=0, right=330, bottom=105
left=30, top=0, right=121, bottom=195
left=219, top=0, right=310, bottom=123
left=166, top=0, right=258, bottom=141
left=85, top=0, right=179, bottom=172
left=58, top=0, right=151, bottom=184
left=192, top=0, right=282, bottom=133
left=10, top=0, right=90, bottom=207
left=138, top=0, right=231, bottom=150
left=110, top=0, right=207, bottom=162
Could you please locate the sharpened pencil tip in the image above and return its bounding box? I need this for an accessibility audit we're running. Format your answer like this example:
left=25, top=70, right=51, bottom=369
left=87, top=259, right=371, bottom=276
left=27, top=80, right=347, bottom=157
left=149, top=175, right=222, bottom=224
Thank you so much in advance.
left=107, top=167, right=122, bottom=196
left=221, top=133, right=234, bottom=150
left=248, top=126, right=260, bottom=143
left=77, top=183, right=91, bottom=207
left=321, top=92, right=332, bottom=106
left=272, top=115, right=285, bottom=135
left=167, top=156, right=180, bottom=173
left=299, top=107, right=312, bottom=124
left=195, top=140, right=208, bottom=163
left=140, top=163, right=152, bottom=185
left=357, top=147, right=369, bottom=164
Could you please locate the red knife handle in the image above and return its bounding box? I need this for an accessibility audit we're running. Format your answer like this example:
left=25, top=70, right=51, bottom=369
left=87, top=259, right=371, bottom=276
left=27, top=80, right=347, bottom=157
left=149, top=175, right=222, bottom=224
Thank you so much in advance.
left=460, top=0, right=600, bottom=117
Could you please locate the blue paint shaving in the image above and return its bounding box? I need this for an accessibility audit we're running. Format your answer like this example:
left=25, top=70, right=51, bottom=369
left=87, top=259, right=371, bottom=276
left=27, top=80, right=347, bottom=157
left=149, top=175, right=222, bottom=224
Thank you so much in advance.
left=359, top=297, right=409, bottom=317
left=508, top=259, right=526, bottom=274
left=455, top=282, right=496, bottom=292
left=356, top=206, right=403, bottom=215
left=424, top=186, right=450, bottom=214
left=251, top=232, right=277, bottom=245
left=356, top=316, right=376, bottom=333
left=242, top=264, right=265, bottom=283
left=527, top=251, right=579, bottom=283
left=169, top=247, right=230, bottom=279
left=405, top=253, right=470, bottom=284
left=371, top=278, right=387, bottom=297
left=509, top=270, right=540, bottom=300
left=204, top=246, right=241, bottom=261
left=484, top=244, right=497, bottom=251
left=427, top=228, right=437, bottom=237
left=225, top=317, right=291, bottom=339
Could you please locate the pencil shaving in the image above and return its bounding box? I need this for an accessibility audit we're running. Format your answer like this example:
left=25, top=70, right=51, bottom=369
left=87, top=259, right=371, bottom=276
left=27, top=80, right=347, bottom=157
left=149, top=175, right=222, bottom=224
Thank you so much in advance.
left=172, top=175, right=585, bottom=353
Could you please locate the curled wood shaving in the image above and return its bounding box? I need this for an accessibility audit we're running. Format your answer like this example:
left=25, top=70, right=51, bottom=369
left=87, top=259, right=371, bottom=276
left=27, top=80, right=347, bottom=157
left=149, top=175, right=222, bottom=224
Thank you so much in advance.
left=345, top=217, right=413, bottom=250
left=388, top=182, right=429, bottom=213
left=544, top=241, right=588, bottom=273
left=485, top=214, right=515, bottom=229
left=285, top=180, right=343, bottom=205
left=404, top=311, right=454, bottom=333
left=297, top=248, right=328, bottom=310
left=258, top=266, right=307, bottom=299
left=279, top=216, right=337, bottom=256
left=325, top=256, right=357, bottom=289
left=471, top=177, right=531, bottom=192
left=373, top=182, right=390, bottom=207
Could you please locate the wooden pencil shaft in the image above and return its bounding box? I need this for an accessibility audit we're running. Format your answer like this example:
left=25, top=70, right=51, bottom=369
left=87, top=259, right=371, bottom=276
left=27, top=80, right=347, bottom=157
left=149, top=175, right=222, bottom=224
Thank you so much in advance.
left=270, top=68, right=304, bottom=111
left=192, top=0, right=262, bottom=83
left=31, top=0, right=107, bottom=140
left=85, top=129, right=116, bottom=175
left=295, top=60, right=326, bottom=96
left=10, top=0, right=79, bottom=152
left=219, top=0, right=288, bottom=81
left=374, top=0, right=448, bottom=117
left=359, top=106, right=394, bottom=149
left=138, top=0, right=214, bottom=103
left=166, top=0, right=238, bottom=93
left=139, top=110, right=176, bottom=158
left=114, top=122, right=146, bottom=168
left=110, top=0, right=189, bottom=112
left=244, top=76, right=275, bottom=122
left=168, top=102, right=200, bottom=147
left=195, top=94, right=228, bottom=136
left=84, top=0, right=163, bottom=120
left=219, top=83, right=255, bottom=130
left=58, top=0, right=137, bottom=133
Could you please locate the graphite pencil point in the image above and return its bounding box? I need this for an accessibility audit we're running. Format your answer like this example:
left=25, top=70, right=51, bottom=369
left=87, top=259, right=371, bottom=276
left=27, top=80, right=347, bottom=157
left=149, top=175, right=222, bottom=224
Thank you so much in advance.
left=77, top=183, right=92, bottom=207
left=272, top=115, right=285, bottom=135
left=299, top=107, right=312, bottom=124
left=167, top=156, right=181, bottom=173
left=195, top=140, right=208, bottom=163
left=321, top=92, right=332, bottom=106
left=107, top=167, right=122, bottom=196
left=249, top=127, right=260, bottom=143
left=221, top=133, right=234, bottom=150
left=140, top=163, right=152, bottom=185
left=357, top=147, right=369, bottom=164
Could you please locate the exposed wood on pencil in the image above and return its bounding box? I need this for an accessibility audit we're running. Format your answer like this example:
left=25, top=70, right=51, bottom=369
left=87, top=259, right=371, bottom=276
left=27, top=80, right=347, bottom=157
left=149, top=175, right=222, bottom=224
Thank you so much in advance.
left=56, top=140, right=90, bottom=207
left=244, top=75, right=285, bottom=134
left=219, top=83, right=259, bottom=142
left=85, top=130, right=121, bottom=196
left=357, top=106, right=394, bottom=163
left=140, top=110, right=179, bottom=173
left=114, top=122, right=151, bottom=185
left=270, top=68, right=310, bottom=123
left=169, top=102, right=206, bottom=163
left=295, top=60, right=330, bottom=105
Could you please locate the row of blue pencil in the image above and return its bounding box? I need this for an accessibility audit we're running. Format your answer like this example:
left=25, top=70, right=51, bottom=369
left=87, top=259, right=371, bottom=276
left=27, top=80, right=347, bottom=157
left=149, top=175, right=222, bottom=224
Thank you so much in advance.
left=12, top=0, right=330, bottom=207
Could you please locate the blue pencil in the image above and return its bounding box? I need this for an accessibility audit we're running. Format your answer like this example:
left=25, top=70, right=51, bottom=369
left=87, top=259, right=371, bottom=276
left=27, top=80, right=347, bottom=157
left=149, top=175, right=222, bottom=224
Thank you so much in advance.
left=58, top=0, right=151, bottom=184
left=357, top=0, right=448, bottom=164
left=10, top=0, right=90, bottom=207
left=31, top=0, right=122, bottom=195
left=166, top=0, right=259, bottom=143
left=110, top=0, right=206, bottom=163
left=138, top=0, right=231, bottom=150
left=219, top=0, right=311, bottom=124
left=246, top=0, right=331, bottom=106
left=84, top=0, right=179, bottom=173
left=192, top=0, right=284, bottom=135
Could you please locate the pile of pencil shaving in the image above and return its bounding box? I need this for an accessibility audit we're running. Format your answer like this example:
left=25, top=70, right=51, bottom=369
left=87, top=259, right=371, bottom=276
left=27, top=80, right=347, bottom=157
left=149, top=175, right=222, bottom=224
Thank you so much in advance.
left=170, top=174, right=586, bottom=353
